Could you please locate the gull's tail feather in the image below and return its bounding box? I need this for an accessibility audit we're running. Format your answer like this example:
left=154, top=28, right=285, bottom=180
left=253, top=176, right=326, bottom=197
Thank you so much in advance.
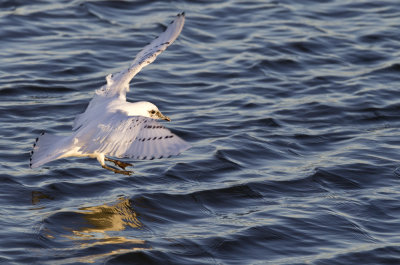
left=30, top=132, right=72, bottom=168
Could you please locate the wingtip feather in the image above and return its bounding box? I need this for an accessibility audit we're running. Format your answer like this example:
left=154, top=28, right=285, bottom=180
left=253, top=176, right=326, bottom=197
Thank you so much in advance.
left=30, top=133, right=43, bottom=168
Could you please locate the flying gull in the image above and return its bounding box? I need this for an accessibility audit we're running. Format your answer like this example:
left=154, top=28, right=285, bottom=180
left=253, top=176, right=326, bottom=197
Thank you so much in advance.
left=30, top=12, right=189, bottom=175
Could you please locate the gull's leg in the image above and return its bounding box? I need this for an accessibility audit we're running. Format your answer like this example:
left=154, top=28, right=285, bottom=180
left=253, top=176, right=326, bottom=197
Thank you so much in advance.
left=105, top=157, right=132, bottom=170
left=102, top=164, right=132, bottom=176
left=96, top=153, right=132, bottom=175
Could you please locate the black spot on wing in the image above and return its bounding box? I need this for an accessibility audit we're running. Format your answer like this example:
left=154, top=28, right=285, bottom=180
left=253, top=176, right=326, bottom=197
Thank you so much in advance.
left=144, top=125, right=165, bottom=129
left=30, top=131, right=45, bottom=168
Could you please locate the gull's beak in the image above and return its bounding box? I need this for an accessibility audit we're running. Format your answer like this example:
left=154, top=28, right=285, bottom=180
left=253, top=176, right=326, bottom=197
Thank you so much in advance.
left=157, top=111, right=171, bottom=121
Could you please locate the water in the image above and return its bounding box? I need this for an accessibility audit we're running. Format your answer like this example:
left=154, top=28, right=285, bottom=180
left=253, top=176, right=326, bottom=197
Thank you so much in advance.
left=1, top=0, right=400, bottom=264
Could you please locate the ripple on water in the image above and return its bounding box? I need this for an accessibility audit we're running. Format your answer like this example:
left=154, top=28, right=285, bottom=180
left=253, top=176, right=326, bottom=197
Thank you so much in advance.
left=2, top=0, right=400, bottom=264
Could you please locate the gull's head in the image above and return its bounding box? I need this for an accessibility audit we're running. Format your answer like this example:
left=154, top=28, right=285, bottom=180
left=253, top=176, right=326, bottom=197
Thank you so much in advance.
left=135, top=101, right=170, bottom=121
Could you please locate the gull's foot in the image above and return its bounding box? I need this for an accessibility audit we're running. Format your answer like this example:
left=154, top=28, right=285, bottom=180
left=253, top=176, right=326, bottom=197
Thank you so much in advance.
left=105, top=157, right=133, bottom=170
left=114, top=160, right=132, bottom=170
left=102, top=165, right=133, bottom=176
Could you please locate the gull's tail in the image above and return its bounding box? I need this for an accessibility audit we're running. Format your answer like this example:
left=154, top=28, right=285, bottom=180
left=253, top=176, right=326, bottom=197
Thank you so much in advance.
left=30, top=132, right=72, bottom=168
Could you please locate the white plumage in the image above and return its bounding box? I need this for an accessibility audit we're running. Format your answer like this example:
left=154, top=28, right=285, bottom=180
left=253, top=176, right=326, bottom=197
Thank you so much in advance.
left=30, top=13, right=189, bottom=175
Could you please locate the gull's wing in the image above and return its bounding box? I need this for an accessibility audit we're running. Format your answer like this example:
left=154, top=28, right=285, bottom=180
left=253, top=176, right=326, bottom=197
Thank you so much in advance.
left=77, top=112, right=190, bottom=160
left=97, top=12, right=185, bottom=98
left=30, top=133, right=74, bottom=168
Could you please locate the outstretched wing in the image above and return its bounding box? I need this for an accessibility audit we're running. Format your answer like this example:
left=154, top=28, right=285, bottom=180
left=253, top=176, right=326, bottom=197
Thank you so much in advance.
left=77, top=112, right=190, bottom=160
left=30, top=133, right=73, bottom=168
left=98, top=12, right=185, bottom=98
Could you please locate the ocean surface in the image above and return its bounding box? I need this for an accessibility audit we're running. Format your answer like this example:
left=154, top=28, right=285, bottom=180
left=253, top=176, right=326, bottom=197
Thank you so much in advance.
left=1, top=0, right=400, bottom=264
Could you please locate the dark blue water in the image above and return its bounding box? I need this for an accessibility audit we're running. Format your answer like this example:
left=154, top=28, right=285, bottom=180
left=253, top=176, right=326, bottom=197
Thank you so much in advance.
left=2, top=0, right=400, bottom=264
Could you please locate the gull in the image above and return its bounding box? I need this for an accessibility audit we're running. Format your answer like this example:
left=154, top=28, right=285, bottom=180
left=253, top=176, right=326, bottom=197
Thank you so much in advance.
left=30, top=12, right=190, bottom=175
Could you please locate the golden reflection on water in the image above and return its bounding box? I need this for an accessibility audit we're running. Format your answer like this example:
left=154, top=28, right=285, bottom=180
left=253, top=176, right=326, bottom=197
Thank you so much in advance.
left=49, top=197, right=150, bottom=264
left=75, top=197, right=143, bottom=234
left=73, top=197, right=150, bottom=263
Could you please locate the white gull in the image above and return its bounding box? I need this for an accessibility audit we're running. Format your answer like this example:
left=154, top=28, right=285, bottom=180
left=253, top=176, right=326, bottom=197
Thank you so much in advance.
left=30, top=12, right=189, bottom=175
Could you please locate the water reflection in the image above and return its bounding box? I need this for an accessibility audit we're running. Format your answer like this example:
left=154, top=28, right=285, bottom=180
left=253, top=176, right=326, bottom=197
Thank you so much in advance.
left=32, top=191, right=54, bottom=206
left=74, top=197, right=143, bottom=235
left=71, top=197, right=150, bottom=263
left=39, top=196, right=150, bottom=264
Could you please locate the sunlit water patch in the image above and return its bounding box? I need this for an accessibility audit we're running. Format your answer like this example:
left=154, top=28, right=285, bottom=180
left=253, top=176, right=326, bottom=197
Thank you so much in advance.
left=1, top=0, right=400, bottom=264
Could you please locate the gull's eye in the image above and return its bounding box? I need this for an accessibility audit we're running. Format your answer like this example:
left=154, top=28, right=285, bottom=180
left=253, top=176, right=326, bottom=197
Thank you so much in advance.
left=150, top=110, right=156, bottom=115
